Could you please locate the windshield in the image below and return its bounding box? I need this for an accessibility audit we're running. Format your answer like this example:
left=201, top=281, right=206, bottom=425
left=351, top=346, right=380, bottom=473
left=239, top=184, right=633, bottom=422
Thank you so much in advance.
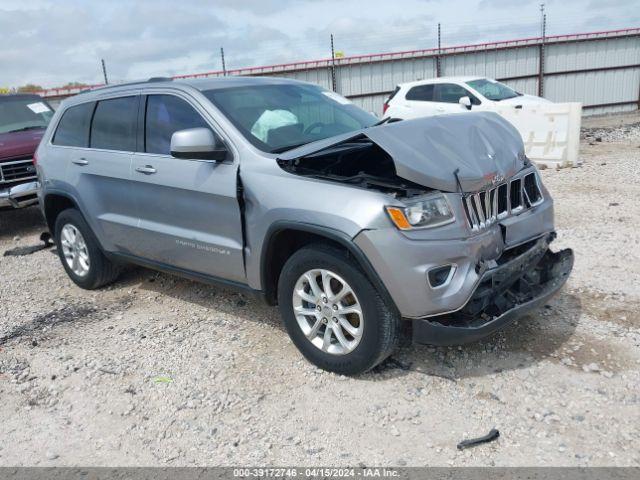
left=203, top=84, right=377, bottom=153
left=0, top=97, right=54, bottom=134
left=466, top=79, right=521, bottom=101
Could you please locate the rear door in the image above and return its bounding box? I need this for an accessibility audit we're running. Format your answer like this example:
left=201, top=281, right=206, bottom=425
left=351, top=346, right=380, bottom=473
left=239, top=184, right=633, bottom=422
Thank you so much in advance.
left=130, top=92, right=245, bottom=283
left=400, top=84, right=439, bottom=119
left=60, top=94, right=141, bottom=252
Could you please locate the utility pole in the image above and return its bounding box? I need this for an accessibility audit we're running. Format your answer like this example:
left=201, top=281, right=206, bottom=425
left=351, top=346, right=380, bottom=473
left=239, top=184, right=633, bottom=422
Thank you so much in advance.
left=538, top=4, right=546, bottom=97
left=330, top=34, right=337, bottom=92
left=436, top=23, right=442, bottom=77
left=220, top=47, right=227, bottom=76
left=101, top=59, right=109, bottom=85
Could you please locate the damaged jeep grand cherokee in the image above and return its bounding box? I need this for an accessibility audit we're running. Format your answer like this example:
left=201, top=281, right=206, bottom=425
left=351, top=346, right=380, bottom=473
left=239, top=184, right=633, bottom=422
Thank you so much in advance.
left=37, top=77, right=573, bottom=375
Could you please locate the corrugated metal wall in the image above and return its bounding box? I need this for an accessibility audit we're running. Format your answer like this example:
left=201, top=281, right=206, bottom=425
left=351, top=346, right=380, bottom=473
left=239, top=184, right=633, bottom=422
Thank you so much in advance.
left=261, top=30, right=640, bottom=117
left=40, top=28, right=640, bottom=117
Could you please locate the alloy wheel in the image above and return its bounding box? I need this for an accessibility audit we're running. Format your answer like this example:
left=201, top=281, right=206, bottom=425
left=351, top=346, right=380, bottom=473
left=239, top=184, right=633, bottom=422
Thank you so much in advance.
left=292, top=268, right=364, bottom=355
left=60, top=224, right=90, bottom=277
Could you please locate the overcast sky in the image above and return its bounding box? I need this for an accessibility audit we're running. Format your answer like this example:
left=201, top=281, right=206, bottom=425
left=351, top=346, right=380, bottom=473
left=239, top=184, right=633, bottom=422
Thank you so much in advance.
left=1, top=0, right=639, bottom=88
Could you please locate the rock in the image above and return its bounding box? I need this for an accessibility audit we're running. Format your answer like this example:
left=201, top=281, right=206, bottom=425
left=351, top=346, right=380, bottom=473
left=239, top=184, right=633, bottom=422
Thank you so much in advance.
left=582, top=363, right=600, bottom=373
left=45, top=451, right=59, bottom=460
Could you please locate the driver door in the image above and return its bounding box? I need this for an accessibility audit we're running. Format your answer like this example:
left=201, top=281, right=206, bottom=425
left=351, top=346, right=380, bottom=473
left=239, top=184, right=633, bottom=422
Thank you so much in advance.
left=432, top=83, right=479, bottom=114
left=129, top=93, right=245, bottom=283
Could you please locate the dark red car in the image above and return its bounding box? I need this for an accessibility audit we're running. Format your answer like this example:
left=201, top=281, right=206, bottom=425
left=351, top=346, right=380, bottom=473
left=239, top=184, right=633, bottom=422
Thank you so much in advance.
left=0, top=94, right=54, bottom=209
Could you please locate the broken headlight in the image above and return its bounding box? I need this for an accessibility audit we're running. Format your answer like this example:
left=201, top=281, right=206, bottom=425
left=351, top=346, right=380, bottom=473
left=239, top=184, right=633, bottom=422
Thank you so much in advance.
left=386, top=193, right=455, bottom=230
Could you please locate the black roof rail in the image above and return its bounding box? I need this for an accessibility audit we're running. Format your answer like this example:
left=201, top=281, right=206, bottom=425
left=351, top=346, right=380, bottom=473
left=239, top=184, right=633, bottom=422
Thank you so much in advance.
left=75, top=77, right=174, bottom=96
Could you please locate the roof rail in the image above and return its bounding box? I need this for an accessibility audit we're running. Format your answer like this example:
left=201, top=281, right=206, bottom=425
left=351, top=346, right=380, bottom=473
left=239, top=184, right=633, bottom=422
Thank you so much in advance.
left=73, top=77, right=173, bottom=96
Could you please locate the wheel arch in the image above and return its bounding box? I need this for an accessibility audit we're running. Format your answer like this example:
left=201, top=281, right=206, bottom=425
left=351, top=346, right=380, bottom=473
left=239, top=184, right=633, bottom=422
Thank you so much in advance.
left=260, top=221, right=396, bottom=312
left=43, top=191, right=80, bottom=236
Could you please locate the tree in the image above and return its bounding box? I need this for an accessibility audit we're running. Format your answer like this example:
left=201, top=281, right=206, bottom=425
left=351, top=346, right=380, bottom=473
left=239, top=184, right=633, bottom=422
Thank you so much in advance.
left=17, top=84, right=44, bottom=93
left=61, top=82, right=89, bottom=89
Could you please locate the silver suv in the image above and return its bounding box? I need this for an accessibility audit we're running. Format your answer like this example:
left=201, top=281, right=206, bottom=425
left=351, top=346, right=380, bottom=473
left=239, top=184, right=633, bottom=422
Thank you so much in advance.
left=36, top=77, right=573, bottom=374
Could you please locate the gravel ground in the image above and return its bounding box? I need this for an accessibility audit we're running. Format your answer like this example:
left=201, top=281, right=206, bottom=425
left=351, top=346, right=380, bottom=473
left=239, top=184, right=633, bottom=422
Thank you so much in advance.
left=1, top=113, right=639, bottom=467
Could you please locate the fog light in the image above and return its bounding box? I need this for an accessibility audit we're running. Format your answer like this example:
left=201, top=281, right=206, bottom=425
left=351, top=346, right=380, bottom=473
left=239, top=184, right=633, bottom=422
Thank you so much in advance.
left=428, top=265, right=455, bottom=289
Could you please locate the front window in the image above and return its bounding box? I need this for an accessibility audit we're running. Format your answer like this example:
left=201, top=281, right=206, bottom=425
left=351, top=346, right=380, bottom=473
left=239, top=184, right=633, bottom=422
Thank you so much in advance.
left=466, top=78, right=521, bottom=101
left=0, top=96, right=54, bottom=134
left=203, top=84, right=377, bottom=153
left=145, top=94, right=211, bottom=155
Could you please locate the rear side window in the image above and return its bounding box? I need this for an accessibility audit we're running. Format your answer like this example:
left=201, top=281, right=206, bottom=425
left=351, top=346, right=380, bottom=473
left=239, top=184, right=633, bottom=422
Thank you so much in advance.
left=90, top=97, right=138, bottom=151
left=145, top=95, right=210, bottom=155
left=53, top=102, right=94, bottom=147
left=406, top=84, right=435, bottom=101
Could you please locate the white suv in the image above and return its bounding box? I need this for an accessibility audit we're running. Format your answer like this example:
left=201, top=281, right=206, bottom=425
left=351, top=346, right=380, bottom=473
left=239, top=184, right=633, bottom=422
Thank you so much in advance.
left=383, top=76, right=550, bottom=120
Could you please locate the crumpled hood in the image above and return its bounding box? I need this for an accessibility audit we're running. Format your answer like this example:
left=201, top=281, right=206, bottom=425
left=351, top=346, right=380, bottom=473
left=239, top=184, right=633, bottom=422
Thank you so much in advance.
left=279, top=112, right=525, bottom=193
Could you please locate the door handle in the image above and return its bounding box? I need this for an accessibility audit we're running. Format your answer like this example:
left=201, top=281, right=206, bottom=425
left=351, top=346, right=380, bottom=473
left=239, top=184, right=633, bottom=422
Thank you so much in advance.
left=72, top=158, right=89, bottom=166
left=135, top=165, right=157, bottom=175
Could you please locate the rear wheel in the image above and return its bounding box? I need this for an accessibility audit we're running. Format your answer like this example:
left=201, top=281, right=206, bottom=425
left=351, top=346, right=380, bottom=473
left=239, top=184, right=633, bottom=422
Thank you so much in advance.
left=278, top=244, right=400, bottom=375
left=54, top=209, right=120, bottom=289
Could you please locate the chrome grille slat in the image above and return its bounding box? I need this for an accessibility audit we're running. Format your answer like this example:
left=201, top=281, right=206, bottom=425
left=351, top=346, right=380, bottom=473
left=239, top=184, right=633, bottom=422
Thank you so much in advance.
left=0, top=159, right=36, bottom=184
left=473, top=194, right=485, bottom=226
left=463, top=172, right=543, bottom=231
left=465, top=196, right=479, bottom=227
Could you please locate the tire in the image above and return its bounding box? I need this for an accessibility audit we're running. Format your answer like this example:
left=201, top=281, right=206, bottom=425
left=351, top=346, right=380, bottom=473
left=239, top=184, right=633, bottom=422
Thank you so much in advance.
left=277, top=243, right=400, bottom=375
left=54, top=208, right=120, bottom=290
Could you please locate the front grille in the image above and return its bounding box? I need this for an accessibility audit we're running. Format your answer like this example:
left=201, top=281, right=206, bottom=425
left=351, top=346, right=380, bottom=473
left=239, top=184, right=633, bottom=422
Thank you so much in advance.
left=463, top=171, right=543, bottom=231
left=0, top=158, right=37, bottom=184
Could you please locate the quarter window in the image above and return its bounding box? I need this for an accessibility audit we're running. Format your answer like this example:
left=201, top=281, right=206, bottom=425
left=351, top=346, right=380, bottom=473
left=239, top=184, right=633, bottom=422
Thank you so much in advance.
left=145, top=95, right=210, bottom=155
left=52, top=102, right=95, bottom=147
left=90, top=97, right=138, bottom=151
left=406, top=84, right=434, bottom=101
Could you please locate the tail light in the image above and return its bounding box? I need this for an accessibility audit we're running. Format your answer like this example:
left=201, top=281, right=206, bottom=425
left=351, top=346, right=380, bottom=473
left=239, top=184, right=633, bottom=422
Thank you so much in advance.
left=382, top=102, right=389, bottom=115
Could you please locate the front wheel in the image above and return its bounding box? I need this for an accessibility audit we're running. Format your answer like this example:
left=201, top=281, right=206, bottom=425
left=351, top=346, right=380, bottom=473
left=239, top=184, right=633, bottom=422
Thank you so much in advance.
left=277, top=244, right=400, bottom=375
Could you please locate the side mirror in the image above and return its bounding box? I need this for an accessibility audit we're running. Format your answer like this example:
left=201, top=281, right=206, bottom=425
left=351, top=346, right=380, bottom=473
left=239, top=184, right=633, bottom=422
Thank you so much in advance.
left=170, top=127, right=227, bottom=162
left=459, top=96, right=472, bottom=110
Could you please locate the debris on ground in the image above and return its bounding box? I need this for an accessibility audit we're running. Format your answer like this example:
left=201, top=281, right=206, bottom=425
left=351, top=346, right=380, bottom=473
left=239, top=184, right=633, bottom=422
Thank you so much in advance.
left=581, top=121, right=640, bottom=143
left=3, top=232, right=53, bottom=257
left=457, top=428, right=500, bottom=450
left=153, top=376, right=173, bottom=384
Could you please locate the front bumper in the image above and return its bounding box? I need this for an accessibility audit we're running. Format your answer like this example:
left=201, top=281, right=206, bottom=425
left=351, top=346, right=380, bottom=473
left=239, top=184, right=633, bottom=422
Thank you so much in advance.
left=412, top=235, right=574, bottom=345
left=0, top=181, right=39, bottom=209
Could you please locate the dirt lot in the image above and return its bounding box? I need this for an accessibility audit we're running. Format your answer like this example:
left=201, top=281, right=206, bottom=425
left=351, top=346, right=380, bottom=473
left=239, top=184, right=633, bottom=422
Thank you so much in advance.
left=1, top=113, right=639, bottom=467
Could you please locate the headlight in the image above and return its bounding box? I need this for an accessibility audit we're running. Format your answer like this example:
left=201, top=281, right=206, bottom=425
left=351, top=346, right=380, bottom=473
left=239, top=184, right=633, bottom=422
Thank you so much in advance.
left=386, top=193, right=455, bottom=230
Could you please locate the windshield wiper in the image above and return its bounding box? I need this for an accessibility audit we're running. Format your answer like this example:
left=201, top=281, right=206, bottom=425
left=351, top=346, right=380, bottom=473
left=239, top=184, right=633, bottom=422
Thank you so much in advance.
left=7, top=126, right=44, bottom=133
left=370, top=117, right=402, bottom=127
left=270, top=142, right=310, bottom=154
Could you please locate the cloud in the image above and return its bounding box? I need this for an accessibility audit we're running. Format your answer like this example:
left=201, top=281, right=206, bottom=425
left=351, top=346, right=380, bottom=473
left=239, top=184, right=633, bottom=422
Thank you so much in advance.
left=1, top=0, right=637, bottom=88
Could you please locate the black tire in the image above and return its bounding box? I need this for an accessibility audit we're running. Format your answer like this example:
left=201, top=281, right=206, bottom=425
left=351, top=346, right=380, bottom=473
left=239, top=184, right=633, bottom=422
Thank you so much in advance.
left=54, top=208, right=120, bottom=289
left=277, top=243, right=400, bottom=375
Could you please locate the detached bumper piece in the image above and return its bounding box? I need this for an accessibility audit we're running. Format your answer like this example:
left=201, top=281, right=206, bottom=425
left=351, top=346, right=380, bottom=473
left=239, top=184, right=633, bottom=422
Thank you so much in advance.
left=413, top=234, right=574, bottom=346
left=0, top=181, right=39, bottom=208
